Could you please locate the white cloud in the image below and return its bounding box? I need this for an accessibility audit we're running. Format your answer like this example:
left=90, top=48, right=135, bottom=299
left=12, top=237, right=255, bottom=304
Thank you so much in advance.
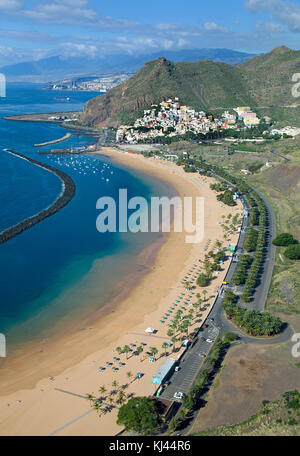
left=0, top=0, right=23, bottom=11
left=61, top=42, right=98, bottom=58
left=203, top=22, right=228, bottom=32
left=22, top=0, right=97, bottom=24
left=245, top=0, right=300, bottom=32
left=0, top=45, right=13, bottom=55
left=265, top=22, right=285, bottom=33
left=15, top=0, right=139, bottom=30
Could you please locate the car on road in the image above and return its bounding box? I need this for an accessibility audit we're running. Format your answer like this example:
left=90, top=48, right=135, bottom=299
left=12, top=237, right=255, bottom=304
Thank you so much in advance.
left=173, top=392, right=184, bottom=400
left=206, top=338, right=213, bottom=343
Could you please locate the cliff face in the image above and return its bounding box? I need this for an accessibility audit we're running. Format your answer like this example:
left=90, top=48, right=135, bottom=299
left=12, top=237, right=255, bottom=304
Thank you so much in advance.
left=80, top=47, right=300, bottom=128
left=81, top=58, right=180, bottom=128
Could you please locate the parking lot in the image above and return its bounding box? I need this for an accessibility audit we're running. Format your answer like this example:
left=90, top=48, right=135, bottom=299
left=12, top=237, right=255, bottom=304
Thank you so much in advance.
left=161, top=323, right=218, bottom=401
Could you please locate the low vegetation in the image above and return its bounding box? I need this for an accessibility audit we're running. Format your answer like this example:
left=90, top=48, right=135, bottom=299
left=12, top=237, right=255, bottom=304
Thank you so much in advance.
left=284, top=243, right=300, bottom=260
left=272, top=233, right=298, bottom=247
left=193, top=390, right=300, bottom=436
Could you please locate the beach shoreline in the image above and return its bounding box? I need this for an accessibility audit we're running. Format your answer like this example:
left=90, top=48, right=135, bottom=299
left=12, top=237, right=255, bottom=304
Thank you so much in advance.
left=0, top=147, right=242, bottom=436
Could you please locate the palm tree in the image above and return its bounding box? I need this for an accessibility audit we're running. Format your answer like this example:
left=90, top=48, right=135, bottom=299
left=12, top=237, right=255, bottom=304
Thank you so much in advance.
left=137, top=346, right=143, bottom=357
left=112, top=380, right=119, bottom=391
left=167, top=329, right=174, bottom=338
left=117, top=390, right=126, bottom=407
left=86, top=393, right=95, bottom=403
left=216, top=240, right=222, bottom=249
left=162, top=342, right=169, bottom=357
left=183, top=320, right=192, bottom=336
left=107, top=396, right=115, bottom=407
left=203, top=289, right=208, bottom=301
left=171, top=336, right=178, bottom=352
left=93, top=400, right=103, bottom=415
left=150, top=347, right=158, bottom=359
left=115, top=346, right=122, bottom=356
left=184, top=281, right=192, bottom=290
left=99, top=385, right=107, bottom=395
left=126, top=371, right=133, bottom=383
left=188, top=309, right=194, bottom=320
left=123, top=345, right=130, bottom=360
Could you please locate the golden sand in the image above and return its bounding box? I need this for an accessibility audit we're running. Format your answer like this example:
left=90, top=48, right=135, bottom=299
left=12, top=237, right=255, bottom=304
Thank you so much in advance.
left=0, top=148, right=242, bottom=435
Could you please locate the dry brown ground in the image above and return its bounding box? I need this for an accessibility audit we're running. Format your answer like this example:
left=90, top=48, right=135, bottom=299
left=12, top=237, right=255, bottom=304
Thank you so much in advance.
left=191, top=314, right=300, bottom=433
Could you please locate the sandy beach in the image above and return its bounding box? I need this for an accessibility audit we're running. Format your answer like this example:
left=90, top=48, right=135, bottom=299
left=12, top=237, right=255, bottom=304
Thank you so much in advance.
left=0, top=147, right=242, bottom=436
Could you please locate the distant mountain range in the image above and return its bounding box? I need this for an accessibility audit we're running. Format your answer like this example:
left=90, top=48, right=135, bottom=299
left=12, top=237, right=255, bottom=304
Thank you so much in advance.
left=0, top=49, right=256, bottom=82
left=80, top=46, right=300, bottom=128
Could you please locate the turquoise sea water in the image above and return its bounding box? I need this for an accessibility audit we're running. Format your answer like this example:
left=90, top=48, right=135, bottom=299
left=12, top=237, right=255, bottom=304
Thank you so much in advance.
left=0, top=83, right=174, bottom=349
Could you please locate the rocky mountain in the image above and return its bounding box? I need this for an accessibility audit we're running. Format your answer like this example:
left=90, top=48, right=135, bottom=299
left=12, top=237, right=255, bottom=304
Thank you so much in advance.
left=80, top=46, right=300, bottom=128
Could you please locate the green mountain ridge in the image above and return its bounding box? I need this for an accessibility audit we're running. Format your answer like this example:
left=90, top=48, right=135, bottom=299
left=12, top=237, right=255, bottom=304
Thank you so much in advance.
left=80, top=46, right=300, bottom=128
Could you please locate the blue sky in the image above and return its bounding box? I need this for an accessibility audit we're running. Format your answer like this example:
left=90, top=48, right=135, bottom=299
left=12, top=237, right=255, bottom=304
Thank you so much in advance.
left=0, top=0, right=300, bottom=65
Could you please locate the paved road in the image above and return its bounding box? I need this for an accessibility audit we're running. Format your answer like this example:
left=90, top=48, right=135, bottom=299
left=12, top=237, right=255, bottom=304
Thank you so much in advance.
left=161, top=182, right=293, bottom=421
left=161, top=325, right=218, bottom=401
left=251, top=189, right=276, bottom=312
left=270, top=149, right=291, bottom=162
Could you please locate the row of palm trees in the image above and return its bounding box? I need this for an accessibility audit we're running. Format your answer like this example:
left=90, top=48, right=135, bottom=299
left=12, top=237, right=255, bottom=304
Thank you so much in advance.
left=114, top=342, right=177, bottom=363
left=173, top=239, right=231, bottom=348
left=86, top=378, right=135, bottom=416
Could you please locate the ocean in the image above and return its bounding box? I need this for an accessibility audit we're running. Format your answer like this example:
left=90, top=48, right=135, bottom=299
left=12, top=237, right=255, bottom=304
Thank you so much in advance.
left=0, top=83, right=174, bottom=350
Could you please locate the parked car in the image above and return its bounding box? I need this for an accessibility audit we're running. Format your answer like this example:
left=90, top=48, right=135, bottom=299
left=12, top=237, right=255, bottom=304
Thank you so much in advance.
left=175, top=366, right=180, bottom=372
left=209, top=318, right=214, bottom=321
left=206, top=338, right=213, bottom=343
left=203, top=324, right=208, bottom=328
left=199, top=353, right=206, bottom=358
left=173, top=391, right=184, bottom=400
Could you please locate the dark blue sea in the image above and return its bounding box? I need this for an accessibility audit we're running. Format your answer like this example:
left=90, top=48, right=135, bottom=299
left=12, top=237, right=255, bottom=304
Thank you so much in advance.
left=0, top=83, right=173, bottom=350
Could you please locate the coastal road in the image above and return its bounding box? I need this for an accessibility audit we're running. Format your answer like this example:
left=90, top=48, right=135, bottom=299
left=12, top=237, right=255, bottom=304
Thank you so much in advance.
left=161, top=325, right=219, bottom=401
left=250, top=188, right=276, bottom=312
left=160, top=184, right=293, bottom=432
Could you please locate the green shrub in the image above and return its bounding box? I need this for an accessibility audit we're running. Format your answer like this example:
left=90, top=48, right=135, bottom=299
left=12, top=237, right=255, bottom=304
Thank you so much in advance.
left=197, top=273, right=207, bottom=287
left=284, top=244, right=300, bottom=260
left=273, top=233, right=297, bottom=246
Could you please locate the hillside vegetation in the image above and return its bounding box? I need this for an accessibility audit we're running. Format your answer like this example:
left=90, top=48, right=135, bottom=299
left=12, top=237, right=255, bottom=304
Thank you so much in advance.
left=81, top=46, right=300, bottom=128
left=247, top=138, right=300, bottom=314
left=194, top=390, right=300, bottom=436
